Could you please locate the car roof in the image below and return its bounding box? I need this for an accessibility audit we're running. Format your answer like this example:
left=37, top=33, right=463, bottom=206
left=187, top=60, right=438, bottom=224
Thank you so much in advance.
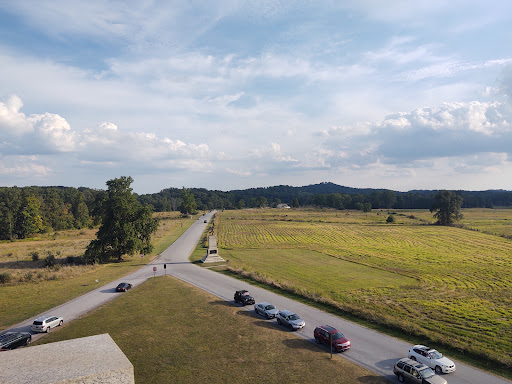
left=397, top=358, right=429, bottom=370
left=279, top=310, right=295, bottom=315
left=316, top=325, right=338, bottom=333
left=34, top=316, right=52, bottom=321
left=257, top=302, right=271, bottom=306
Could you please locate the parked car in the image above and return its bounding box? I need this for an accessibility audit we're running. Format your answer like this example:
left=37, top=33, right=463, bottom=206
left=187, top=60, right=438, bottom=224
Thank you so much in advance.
left=254, top=302, right=278, bottom=319
left=116, top=282, right=133, bottom=292
left=31, top=315, right=63, bottom=333
left=204, top=220, right=207, bottom=223
left=314, top=325, right=351, bottom=352
left=234, top=290, right=255, bottom=306
left=0, top=332, right=31, bottom=351
left=408, top=345, right=456, bottom=374
left=393, top=357, right=447, bottom=384
left=276, top=310, right=305, bottom=331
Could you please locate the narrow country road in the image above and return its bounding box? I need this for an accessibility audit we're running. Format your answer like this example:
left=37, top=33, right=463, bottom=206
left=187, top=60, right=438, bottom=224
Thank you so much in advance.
left=5, top=211, right=510, bottom=384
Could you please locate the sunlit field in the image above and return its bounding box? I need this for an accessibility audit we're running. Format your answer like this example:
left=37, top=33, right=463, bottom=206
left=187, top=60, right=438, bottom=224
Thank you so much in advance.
left=0, top=212, right=192, bottom=330
left=207, top=208, right=512, bottom=368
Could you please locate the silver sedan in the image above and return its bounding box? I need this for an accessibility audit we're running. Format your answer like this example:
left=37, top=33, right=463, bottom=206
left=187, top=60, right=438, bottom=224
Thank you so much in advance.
left=254, top=302, right=279, bottom=319
left=276, top=310, right=305, bottom=331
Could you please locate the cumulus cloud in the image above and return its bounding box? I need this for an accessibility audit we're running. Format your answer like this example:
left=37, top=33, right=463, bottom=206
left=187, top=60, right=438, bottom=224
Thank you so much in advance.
left=318, top=101, right=512, bottom=170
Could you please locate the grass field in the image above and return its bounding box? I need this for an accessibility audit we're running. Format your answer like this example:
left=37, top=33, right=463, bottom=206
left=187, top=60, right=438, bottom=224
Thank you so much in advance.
left=199, top=208, right=512, bottom=369
left=0, top=212, right=194, bottom=331
left=34, top=276, right=388, bottom=384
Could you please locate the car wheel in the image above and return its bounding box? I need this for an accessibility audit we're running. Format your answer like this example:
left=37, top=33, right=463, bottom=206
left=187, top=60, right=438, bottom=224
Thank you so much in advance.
left=289, top=324, right=294, bottom=331
left=25, top=338, right=31, bottom=346
left=435, top=366, right=442, bottom=374
left=315, top=337, right=321, bottom=344
left=59, top=320, right=63, bottom=326
left=398, top=373, right=405, bottom=383
left=410, top=356, right=416, bottom=361
left=277, top=318, right=281, bottom=324
left=46, top=326, right=50, bottom=333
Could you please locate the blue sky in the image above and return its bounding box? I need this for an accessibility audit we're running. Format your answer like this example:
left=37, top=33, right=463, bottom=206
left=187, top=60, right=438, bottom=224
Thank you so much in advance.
left=1, top=1, right=511, bottom=194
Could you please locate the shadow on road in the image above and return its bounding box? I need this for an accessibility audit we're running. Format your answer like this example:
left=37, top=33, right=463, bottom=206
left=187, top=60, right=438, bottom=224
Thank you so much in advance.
left=99, top=288, right=116, bottom=293
left=375, top=358, right=398, bottom=371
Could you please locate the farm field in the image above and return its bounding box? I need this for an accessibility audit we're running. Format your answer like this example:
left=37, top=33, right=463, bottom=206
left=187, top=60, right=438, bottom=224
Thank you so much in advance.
left=207, top=208, right=512, bottom=369
left=33, top=276, right=388, bottom=384
left=0, top=212, right=193, bottom=331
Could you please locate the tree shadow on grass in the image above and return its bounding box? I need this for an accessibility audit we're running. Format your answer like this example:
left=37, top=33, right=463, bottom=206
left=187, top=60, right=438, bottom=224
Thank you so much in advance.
left=357, top=375, right=392, bottom=384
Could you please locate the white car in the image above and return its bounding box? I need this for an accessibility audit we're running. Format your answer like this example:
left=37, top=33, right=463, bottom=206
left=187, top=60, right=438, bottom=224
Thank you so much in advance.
left=31, top=316, right=64, bottom=333
left=408, top=345, right=456, bottom=374
left=254, top=302, right=278, bottom=319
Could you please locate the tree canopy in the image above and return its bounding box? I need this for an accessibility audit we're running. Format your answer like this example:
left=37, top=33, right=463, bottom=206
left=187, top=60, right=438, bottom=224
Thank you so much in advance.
left=430, top=190, right=463, bottom=225
left=179, top=187, right=197, bottom=215
left=85, top=176, right=159, bottom=263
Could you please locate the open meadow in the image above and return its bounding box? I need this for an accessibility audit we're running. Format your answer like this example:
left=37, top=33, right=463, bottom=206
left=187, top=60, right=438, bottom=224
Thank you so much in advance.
left=0, top=212, right=194, bottom=331
left=34, top=276, right=388, bottom=384
left=200, top=208, right=512, bottom=369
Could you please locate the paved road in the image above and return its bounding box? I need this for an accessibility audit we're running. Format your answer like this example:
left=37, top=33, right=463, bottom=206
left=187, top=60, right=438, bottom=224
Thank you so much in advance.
left=5, top=211, right=510, bottom=384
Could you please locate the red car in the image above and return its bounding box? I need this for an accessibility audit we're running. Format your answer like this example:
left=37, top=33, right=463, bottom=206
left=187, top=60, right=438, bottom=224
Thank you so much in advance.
left=314, top=325, right=351, bottom=352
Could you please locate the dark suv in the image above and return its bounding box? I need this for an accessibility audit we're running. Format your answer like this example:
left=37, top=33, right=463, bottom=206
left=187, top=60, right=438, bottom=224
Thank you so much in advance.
left=393, top=358, right=447, bottom=384
left=234, top=290, right=255, bottom=306
left=0, top=332, right=31, bottom=351
left=314, top=325, right=351, bottom=352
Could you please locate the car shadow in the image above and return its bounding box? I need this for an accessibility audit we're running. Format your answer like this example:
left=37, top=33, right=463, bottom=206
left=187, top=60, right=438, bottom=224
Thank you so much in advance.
left=375, top=358, right=399, bottom=371
left=209, top=300, right=234, bottom=307
left=282, top=338, right=326, bottom=354
left=100, top=288, right=117, bottom=293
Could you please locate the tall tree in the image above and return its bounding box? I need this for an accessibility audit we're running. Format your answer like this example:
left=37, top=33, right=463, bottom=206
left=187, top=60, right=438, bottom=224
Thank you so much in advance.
left=179, top=188, right=197, bottom=215
left=85, top=176, right=159, bottom=263
left=15, top=194, right=44, bottom=238
left=430, top=190, right=463, bottom=225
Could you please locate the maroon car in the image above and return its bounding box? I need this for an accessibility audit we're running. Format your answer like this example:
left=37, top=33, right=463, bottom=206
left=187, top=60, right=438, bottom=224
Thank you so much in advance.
left=314, top=325, right=351, bottom=352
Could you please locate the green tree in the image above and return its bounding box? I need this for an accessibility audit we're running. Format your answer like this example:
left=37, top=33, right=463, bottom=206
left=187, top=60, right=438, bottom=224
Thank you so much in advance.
left=292, top=198, right=300, bottom=208
left=179, top=188, right=197, bottom=215
left=430, top=190, right=463, bottom=225
left=15, top=194, right=44, bottom=238
left=85, top=176, right=159, bottom=263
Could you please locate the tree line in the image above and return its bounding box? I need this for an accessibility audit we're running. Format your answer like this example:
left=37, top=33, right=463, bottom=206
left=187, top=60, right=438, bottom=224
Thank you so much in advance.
left=2, top=181, right=511, bottom=241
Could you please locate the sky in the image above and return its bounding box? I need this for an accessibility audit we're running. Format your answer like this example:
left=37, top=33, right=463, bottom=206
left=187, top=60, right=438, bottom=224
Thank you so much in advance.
left=1, top=1, right=512, bottom=194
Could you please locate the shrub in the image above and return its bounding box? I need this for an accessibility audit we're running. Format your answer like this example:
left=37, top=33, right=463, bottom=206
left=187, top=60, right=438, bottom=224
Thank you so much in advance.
left=386, top=215, right=395, bottom=223
left=44, top=252, right=56, bottom=268
left=0, top=272, right=12, bottom=284
left=31, top=251, right=40, bottom=261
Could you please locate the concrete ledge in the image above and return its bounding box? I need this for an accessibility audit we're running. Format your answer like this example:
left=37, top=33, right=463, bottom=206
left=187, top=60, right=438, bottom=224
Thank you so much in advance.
left=0, top=333, right=134, bottom=384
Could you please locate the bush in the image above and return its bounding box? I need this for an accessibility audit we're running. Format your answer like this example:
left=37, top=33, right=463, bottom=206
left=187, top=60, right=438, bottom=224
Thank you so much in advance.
left=44, top=253, right=56, bottom=268
left=0, top=272, right=12, bottom=284
left=31, top=251, right=40, bottom=261
left=386, top=215, right=395, bottom=223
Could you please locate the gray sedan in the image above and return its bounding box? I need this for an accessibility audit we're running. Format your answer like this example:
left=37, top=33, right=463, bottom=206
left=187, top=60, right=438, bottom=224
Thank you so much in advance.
left=276, top=310, right=305, bottom=331
left=254, top=302, right=279, bottom=319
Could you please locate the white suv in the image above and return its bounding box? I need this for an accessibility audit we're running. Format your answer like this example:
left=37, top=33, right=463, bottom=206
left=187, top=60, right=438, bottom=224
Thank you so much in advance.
left=408, top=345, right=456, bottom=374
left=31, top=316, right=63, bottom=333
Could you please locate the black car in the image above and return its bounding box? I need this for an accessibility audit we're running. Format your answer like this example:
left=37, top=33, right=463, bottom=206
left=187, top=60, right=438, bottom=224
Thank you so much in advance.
left=0, top=332, right=31, bottom=351
left=116, top=282, right=133, bottom=292
left=234, top=290, right=255, bottom=306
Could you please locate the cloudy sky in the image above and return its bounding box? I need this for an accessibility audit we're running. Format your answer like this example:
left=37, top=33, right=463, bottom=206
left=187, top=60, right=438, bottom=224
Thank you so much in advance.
left=1, top=1, right=511, bottom=194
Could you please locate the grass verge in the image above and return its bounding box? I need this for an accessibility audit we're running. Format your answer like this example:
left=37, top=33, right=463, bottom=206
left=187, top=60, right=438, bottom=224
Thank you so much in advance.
left=33, top=276, right=388, bottom=384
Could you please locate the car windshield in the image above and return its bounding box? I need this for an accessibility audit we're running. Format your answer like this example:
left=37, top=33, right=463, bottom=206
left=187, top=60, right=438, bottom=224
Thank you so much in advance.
left=332, top=331, right=344, bottom=339
left=419, top=367, right=435, bottom=379
left=429, top=350, right=443, bottom=359
left=265, top=305, right=275, bottom=310
left=288, top=314, right=300, bottom=320
left=33, top=321, right=43, bottom=325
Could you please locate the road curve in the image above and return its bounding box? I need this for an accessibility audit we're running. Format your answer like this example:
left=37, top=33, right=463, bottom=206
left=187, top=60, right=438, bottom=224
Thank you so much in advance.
left=5, top=211, right=510, bottom=384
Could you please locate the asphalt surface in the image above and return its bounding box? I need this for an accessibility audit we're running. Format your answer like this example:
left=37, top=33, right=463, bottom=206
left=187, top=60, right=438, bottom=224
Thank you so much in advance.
left=5, top=211, right=511, bottom=384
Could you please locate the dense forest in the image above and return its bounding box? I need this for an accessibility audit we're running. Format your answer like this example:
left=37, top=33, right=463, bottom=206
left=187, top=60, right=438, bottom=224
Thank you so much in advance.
left=1, top=182, right=512, bottom=240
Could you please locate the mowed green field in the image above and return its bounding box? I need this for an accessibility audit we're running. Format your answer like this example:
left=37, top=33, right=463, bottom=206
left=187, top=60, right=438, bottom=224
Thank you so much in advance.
left=34, top=276, right=388, bottom=384
left=212, top=209, right=512, bottom=368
